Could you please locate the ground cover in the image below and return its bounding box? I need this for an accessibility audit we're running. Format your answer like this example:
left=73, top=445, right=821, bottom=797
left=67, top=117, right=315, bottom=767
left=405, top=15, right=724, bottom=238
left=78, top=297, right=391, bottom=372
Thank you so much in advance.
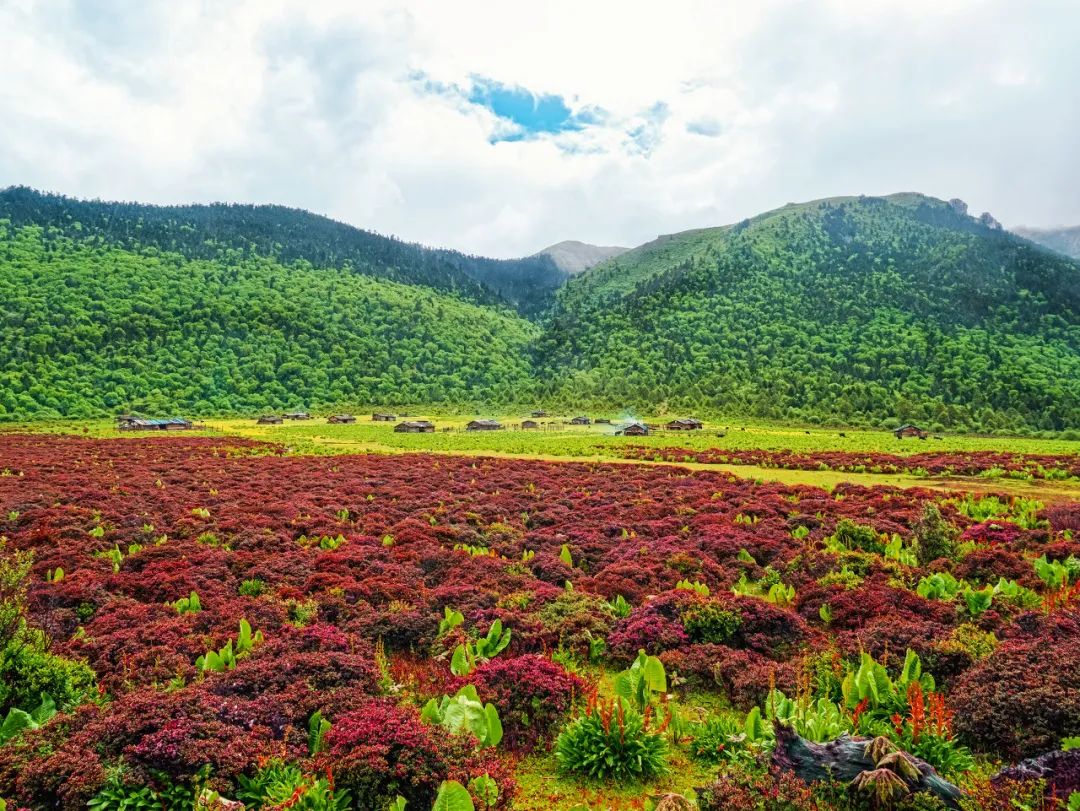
left=1, top=434, right=1079, bottom=809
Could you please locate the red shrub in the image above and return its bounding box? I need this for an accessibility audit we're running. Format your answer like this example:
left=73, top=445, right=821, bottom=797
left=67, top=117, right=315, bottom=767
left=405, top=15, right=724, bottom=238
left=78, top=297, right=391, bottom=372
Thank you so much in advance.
left=455, top=654, right=585, bottom=751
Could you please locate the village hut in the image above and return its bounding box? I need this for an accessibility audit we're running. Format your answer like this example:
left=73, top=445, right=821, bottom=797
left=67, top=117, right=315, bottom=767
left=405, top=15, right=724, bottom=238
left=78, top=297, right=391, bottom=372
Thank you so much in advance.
left=395, top=420, right=435, bottom=433
left=570, top=416, right=591, bottom=425
left=118, top=417, right=195, bottom=432
left=616, top=422, right=650, bottom=436
left=893, top=424, right=928, bottom=439
left=521, top=419, right=540, bottom=430
left=666, top=418, right=704, bottom=430
left=327, top=414, right=357, bottom=424
left=531, top=410, right=548, bottom=418
left=283, top=411, right=312, bottom=421
left=372, top=413, right=397, bottom=422
left=257, top=415, right=283, bottom=425
left=466, top=419, right=503, bottom=431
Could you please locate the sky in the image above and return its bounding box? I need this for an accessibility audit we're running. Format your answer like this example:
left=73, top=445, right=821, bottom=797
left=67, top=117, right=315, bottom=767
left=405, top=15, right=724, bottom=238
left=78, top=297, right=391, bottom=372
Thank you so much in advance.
left=1, top=0, right=1078, bottom=258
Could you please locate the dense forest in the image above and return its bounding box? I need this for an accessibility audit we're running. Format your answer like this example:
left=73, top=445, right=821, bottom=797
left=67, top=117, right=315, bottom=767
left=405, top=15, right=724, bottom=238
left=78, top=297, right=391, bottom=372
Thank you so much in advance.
left=535, top=194, right=1080, bottom=432
left=0, top=187, right=564, bottom=314
left=2, top=188, right=1079, bottom=430
left=0, top=222, right=538, bottom=418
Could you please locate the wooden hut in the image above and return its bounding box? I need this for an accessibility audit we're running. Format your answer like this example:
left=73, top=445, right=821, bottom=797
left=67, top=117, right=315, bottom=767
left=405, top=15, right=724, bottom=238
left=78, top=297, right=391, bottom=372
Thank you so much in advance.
left=595, top=418, right=612, bottom=425
left=257, top=415, right=283, bottom=425
left=466, top=419, right=503, bottom=431
left=616, top=422, right=649, bottom=436
left=118, top=417, right=194, bottom=432
left=283, top=411, right=311, bottom=421
left=893, top=424, right=928, bottom=439
left=666, top=418, right=704, bottom=430
left=327, top=414, right=357, bottom=424
left=521, top=419, right=540, bottom=430
left=395, top=420, right=435, bottom=433
left=570, top=416, right=591, bottom=425
left=372, top=413, right=397, bottom=422
left=531, top=410, right=548, bottom=418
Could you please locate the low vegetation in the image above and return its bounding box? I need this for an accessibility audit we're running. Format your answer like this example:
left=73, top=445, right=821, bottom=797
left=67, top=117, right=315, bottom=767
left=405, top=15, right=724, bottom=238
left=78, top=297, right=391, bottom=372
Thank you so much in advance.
left=1, top=434, right=1079, bottom=809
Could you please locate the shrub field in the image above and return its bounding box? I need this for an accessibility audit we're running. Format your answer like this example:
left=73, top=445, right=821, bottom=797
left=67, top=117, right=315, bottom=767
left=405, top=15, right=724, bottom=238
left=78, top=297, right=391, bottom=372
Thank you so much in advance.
left=1, top=434, right=1079, bottom=809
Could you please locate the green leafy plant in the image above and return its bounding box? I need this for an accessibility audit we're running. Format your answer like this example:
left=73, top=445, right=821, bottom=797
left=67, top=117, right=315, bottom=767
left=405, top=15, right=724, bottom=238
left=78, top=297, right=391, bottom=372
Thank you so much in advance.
left=0, top=693, right=55, bottom=744
left=239, top=578, right=265, bottom=597
left=608, top=594, right=632, bottom=618
left=614, top=649, right=667, bottom=713
left=438, top=606, right=464, bottom=637
left=555, top=697, right=668, bottom=781
left=308, top=710, right=331, bottom=755
left=421, top=685, right=503, bottom=748
left=195, top=618, right=263, bottom=673
left=171, top=590, right=202, bottom=614
left=559, top=544, right=574, bottom=567
left=467, top=774, right=499, bottom=810
left=450, top=619, right=511, bottom=677
left=675, top=579, right=709, bottom=597
left=432, top=781, right=474, bottom=811
left=237, top=759, right=351, bottom=810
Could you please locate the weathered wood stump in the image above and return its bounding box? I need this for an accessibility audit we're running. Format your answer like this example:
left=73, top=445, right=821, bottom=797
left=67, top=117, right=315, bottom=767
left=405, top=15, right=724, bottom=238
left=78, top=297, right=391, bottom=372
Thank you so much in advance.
left=770, top=724, right=965, bottom=808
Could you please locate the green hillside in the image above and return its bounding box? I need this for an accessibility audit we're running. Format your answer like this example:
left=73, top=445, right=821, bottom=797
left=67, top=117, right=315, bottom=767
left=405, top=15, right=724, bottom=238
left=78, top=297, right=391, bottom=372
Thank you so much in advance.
left=0, top=187, right=563, bottom=315
left=536, top=194, right=1080, bottom=431
left=3, top=189, right=1079, bottom=430
left=0, top=221, right=538, bottom=418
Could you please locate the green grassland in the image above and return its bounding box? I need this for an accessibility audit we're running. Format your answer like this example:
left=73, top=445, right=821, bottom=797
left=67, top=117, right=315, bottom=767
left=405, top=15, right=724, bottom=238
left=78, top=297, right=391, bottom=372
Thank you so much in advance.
left=11, top=412, right=1079, bottom=500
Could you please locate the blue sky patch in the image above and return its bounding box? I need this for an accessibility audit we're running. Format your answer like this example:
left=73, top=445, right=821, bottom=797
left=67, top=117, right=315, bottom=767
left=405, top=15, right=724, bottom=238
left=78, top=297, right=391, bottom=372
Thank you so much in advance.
left=465, top=77, right=600, bottom=142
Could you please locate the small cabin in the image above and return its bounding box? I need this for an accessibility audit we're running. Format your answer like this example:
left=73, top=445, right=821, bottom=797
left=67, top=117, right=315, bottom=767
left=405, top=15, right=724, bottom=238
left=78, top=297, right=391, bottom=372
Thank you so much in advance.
left=595, top=418, right=611, bottom=425
left=257, top=415, right=283, bottom=425
left=616, top=422, right=649, bottom=436
left=531, top=410, right=548, bottom=418
left=521, top=419, right=540, bottom=430
left=395, top=420, right=435, bottom=433
left=570, top=416, right=591, bottom=425
left=327, top=414, right=357, bottom=424
left=666, top=418, right=703, bottom=431
left=893, top=424, right=928, bottom=439
left=283, top=411, right=311, bottom=421
left=372, top=413, right=397, bottom=422
left=466, top=419, right=503, bottom=431
left=118, top=417, right=194, bottom=432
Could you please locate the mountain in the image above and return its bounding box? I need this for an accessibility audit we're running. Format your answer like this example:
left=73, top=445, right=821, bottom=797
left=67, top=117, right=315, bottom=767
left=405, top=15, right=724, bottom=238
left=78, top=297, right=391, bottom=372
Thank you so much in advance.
left=3, top=187, right=1079, bottom=430
left=1013, top=225, right=1080, bottom=260
left=534, top=240, right=630, bottom=274
left=0, top=188, right=539, bottom=418
left=536, top=193, right=1080, bottom=431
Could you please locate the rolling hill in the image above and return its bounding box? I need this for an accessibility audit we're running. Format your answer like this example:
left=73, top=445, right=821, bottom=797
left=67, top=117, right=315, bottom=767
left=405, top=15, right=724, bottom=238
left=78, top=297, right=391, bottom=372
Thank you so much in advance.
left=2, top=188, right=1078, bottom=430
left=536, top=194, right=1080, bottom=431
left=0, top=195, right=539, bottom=418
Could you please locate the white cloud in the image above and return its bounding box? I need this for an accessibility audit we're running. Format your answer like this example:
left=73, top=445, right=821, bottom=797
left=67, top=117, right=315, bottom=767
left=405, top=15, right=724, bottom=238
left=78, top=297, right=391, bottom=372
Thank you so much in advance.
left=0, top=0, right=1077, bottom=256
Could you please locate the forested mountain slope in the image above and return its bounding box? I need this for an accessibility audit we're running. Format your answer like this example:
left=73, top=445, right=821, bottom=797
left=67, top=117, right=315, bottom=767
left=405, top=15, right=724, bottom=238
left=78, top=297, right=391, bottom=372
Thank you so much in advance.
left=536, top=194, right=1080, bottom=431
left=0, top=221, right=538, bottom=418
left=0, top=187, right=562, bottom=314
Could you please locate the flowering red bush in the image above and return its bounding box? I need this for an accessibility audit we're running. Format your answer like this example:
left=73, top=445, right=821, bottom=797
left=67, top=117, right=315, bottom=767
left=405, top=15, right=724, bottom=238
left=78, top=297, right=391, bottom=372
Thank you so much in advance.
left=315, top=698, right=514, bottom=809
left=0, top=433, right=1076, bottom=805
left=616, top=445, right=1080, bottom=479
left=455, top=654, right=585, bottom=751
left=952, top=633, right=1080, bottom=759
